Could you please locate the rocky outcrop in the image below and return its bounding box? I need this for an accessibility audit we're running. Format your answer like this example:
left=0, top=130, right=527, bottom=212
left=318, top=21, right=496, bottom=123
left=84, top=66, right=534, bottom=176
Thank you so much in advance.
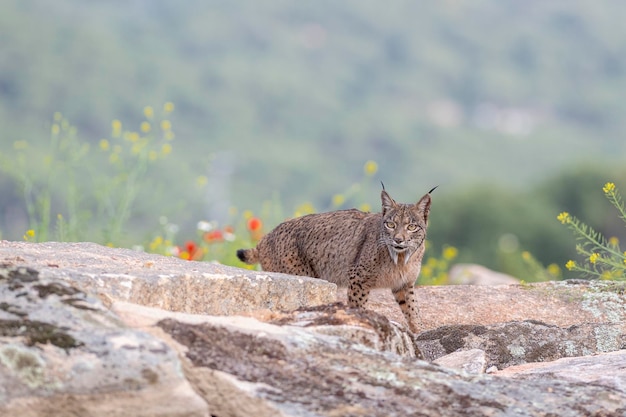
left=160, top=317, right=626, bottom=417
left=338, top=279, right=626, bottom=332
left=495, top=349, right=626, bottom=391
left=1, top=241, right=626, bottom=416
left=416, top=320, right=626, bottom=369
left=112, top=299, right=626, bottom=417
left=0, top=241, right=336, bottom=315
left=0, top=264, right=207, bottom=417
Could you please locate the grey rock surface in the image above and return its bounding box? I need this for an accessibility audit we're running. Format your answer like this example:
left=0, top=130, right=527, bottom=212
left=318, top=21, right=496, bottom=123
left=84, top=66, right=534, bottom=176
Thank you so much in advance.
left=416, top=320, right=626, bottom=369
left=157, top=312, right=626, bottom=417
left=495, top=349, right=626, bottom=391
left=0, top=241, right=336, bottom=315
left=0, top=264, right=207, bottom=416
left=433, top=348, right=487, bottom=374
left=2, top=241, right=626, bottom=416
left=338, top=279, right=626, bottom=332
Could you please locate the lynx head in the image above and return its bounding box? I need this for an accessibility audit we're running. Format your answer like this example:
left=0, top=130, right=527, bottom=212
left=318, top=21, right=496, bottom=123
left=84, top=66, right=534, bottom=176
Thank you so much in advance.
left=379, top=186, right=435, bottom=265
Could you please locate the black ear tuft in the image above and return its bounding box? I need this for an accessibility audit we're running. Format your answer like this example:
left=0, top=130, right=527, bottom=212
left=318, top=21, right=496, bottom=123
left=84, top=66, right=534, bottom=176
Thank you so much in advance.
left=381, top=188, right=396, bottom=214
left=428, top=185, right=438, bottom=194
left=380, top=181, right=386, bottom=191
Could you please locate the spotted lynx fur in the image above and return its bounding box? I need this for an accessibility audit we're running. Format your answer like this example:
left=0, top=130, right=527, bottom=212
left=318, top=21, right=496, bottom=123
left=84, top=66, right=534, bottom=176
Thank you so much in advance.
left=236, top=185, right=435, bottom=333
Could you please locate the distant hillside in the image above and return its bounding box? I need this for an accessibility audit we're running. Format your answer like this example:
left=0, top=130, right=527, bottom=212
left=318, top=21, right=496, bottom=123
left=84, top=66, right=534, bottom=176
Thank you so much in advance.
left=2, top=0, right=626, bottom=242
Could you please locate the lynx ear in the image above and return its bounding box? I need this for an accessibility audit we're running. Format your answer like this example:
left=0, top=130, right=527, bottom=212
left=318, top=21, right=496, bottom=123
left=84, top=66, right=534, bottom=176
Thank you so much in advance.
left=415, top=187, right=436, bottom=222
left=381, top=189, right=397, bottom=215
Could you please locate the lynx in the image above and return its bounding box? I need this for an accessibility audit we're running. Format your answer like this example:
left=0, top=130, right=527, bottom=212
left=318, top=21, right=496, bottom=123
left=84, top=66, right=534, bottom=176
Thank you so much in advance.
left=236, top=185, right=435, bottom=333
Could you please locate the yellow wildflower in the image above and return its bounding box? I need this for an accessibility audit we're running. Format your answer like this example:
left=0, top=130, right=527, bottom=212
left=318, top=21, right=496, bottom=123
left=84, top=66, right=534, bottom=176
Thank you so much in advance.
left=332, top=194, right=345, bottom=207
left=443, top=246, right=458, bottom=261
left=124, top=131, right=140, bottom=143
left=521, top=251, right=532, bottom=262
left=53, top=112, right=63, bottom=121
left=144, top=106, right=154, bottom=119
left=164, top=102, right=175, bottom=113
left=589, top=253, right=600, bottom=264
left=565, top=260, right=576, bottom=270
left=112, top=120, right=122, bottom=137
left=148, top=150, right=158, bottom=161
left=609, top=236, right=619, bottom=247
left=23, top=229, right=35, bottom=241
left=603, top=182, right=616, bottom=194
left=51, top=124, right=60, bottom=135
left=294, top=202, right=316, bottom=216
left=557, top=212, right=570, bottom=224
left=547, top=263, right=561, bottom=277
left=149, top=236, right=163, bottom=252
left=360, top=203, right=371, bottom=212
left=161, top=120, right=172, bottom=131
left=140, top=121, right=151, bottom=133
left=364, top=160, right=378, bottom=176
left=99, top=139, right=110, bottom=151
left=161, top=143, right=172, bottom=156
left=13, top=140, right=28, bottom=150
left=196, top=175, right=208, bottom=187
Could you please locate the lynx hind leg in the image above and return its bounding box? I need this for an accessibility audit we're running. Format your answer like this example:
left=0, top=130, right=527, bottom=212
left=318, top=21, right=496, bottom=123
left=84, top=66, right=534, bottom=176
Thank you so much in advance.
left=392, top=284, right=421, bottom=333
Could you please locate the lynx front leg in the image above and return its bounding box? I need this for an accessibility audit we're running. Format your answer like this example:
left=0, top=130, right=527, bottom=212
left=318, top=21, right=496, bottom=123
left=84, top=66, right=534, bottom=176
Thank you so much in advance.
left=347, top=269, right=373, bottom=308
left=392, top=283, right=421, bottom=333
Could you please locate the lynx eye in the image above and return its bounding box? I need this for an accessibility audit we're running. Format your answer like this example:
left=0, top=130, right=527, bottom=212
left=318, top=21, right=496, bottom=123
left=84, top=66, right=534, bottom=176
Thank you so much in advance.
left=384, top=221, right=396, bottom=229
left=407, top=223, right=419, bottom=232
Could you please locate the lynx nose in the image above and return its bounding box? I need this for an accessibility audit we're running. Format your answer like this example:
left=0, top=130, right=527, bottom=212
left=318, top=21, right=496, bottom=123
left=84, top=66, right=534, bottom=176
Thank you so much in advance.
left=393, top=237, right=404, bottom=244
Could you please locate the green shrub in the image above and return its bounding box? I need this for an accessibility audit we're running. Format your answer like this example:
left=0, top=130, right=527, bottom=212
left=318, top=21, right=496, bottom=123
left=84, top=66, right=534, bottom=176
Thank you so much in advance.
left=558, top=182, right=626, bottom=280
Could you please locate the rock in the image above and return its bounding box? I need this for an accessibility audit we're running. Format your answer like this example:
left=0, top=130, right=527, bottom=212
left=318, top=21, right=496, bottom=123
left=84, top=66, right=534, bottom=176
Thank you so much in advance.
left=111, top=300, right=420, bottom=359
left=0, top=264, right=208, bottom=417
left=264, top=303, right=420, bottom=358
left=448, top=263, right=519, bottom=285
left=416, top=320, right=626, bottom=369
left=495, top=349, right=626, bottom=393
left=0, top=241, right=336, bottom=315
left=3, top=241, right=626, bottom=415
left=108, top=300, right=626, bottom=416
left=153, top=310, right=626, bottom=416
left=433, top=349, right=487, bottom=374
left=338, top=280, right=626, bottom=332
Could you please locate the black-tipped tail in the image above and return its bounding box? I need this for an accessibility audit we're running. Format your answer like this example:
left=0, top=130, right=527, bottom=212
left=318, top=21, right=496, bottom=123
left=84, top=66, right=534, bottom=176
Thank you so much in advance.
left=236, top=248, right=259, bottom=264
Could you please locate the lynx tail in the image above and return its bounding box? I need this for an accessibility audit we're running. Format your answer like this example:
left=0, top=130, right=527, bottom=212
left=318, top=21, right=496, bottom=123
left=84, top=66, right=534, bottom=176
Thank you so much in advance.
left=236, top=248, right=260, bottom=264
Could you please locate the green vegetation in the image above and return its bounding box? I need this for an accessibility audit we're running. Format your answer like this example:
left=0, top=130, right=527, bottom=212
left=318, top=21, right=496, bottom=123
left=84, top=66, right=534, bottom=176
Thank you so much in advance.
left=558, top=183, right=626, bottom=280
left=2, top=105, right=178, bottom=247
left=2, top=1, right=626, bottom=282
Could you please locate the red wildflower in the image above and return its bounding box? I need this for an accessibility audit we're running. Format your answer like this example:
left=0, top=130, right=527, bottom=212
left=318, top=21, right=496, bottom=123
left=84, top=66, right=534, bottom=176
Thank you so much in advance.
left=179, top=240, right=203, bottom=261
left=203, top=230, right=224, bottom=243
left=247, top=217, right=262, bottom=232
